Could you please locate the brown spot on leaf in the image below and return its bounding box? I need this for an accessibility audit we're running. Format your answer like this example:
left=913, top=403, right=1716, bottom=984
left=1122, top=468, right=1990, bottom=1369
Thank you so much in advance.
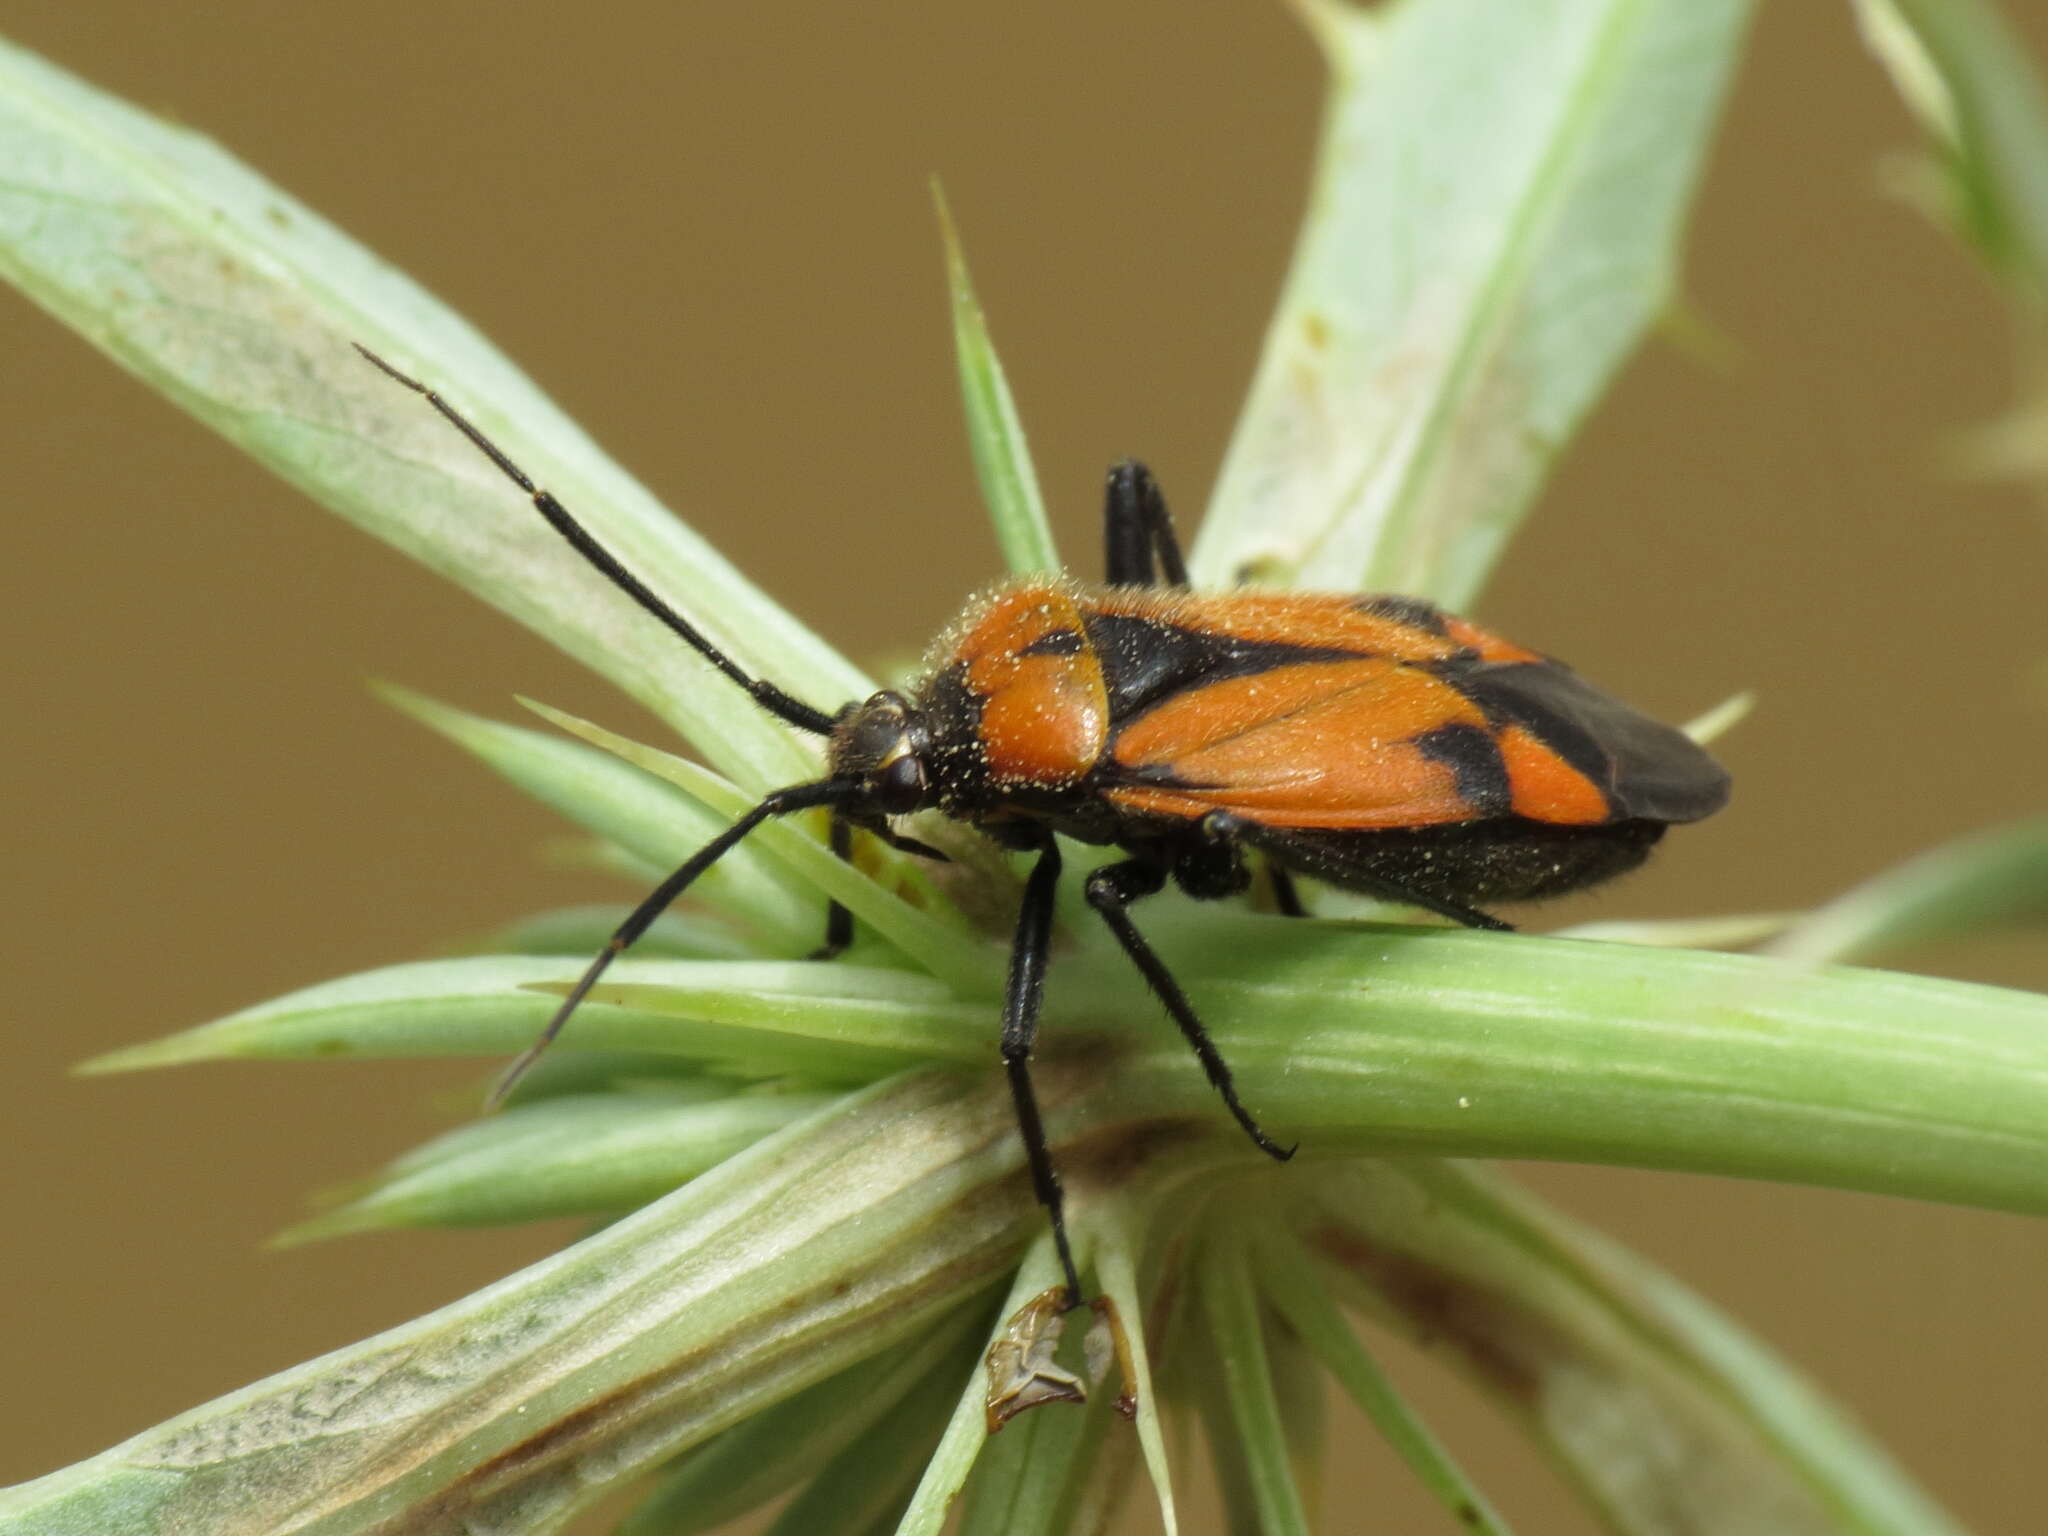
left=1311, top=1224, right=1549, bottom=1405
left=1063, top=1115, right=1211, bottom=1188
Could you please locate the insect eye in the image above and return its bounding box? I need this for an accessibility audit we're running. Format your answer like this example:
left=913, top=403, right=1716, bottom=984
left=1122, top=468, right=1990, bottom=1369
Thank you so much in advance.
left=872, top=755, right=928, bottom=815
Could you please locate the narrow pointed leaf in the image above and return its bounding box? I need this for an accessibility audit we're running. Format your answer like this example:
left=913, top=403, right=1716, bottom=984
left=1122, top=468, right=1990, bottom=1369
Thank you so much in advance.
left=1256, top=1217, right=1514, bottom=1536
left=521, top=696, right=998, bottom=994
left=1306, top=1160, right=1965, bottom=1536
left=894, top=1236, right=1075, bottom=1536
left=571, top=969, right=986, bottom=1063
left=1263, top=1293, right=1328, bottom=1520
left=382, top=684, right=817, bottom=950
left=1199, top=1237, right=1312, bottom=1536
left=1683, top=688, right=1756, bottom=745
left=80, top=956, right=980, bottom=1084
left=1555, top=911, right=1798, bottom=949
left=1862, top=0, right=2048, bottom=302
left=91, top=903, right=2048, bottom=1219
left=465, top=906, right=767, bottom=963
left=951, top=1361, right=1119, bottom=1536
left=1197, top=0, right=1752, bottom=604
left=763, top=1341, right=979, bottom=1536
left=0, top=33, right=859, bottom=789
left=1587, top=1217, right=1972, bottom=1536
left=1093, top=1218, right=1181, bottom=1536
left=493, top=1049, right=736, bottom=1105
left=1037, top=1407, right=1146, bottom=1536
left=934, top=181, right=1060, bottom=576
left=1184, top=1303, right=1264, bottom=1534
left=623, top=1302, right=989, bottom=1536
left=1767, top=816, right=2048, bottom=965
left=0, top=1071, right=1043, bottom=1536
left=278, top=1088, right=835, bottom=1239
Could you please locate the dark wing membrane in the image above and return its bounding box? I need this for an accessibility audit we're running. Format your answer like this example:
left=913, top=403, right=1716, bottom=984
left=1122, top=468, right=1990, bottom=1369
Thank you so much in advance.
left=1446, top=659, right=1730, bottom=825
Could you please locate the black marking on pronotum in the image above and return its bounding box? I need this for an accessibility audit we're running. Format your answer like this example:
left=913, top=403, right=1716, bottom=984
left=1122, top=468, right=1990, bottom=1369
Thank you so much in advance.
left=1018, top=628, right=1086, bottom=658
left=1086, top=614, right=1361, bottom=720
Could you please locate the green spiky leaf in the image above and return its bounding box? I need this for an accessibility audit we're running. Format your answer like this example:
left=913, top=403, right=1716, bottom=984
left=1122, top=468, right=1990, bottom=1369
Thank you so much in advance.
left=934, top=180, right=1060, bottom=577
left=1769, top=816, right=2048, bottom=965
left=1198, top=0, right=1752, bottom=604
left=0, top=32, right=861, bottom=789
left=277, top=1087, right=835, bottom=1239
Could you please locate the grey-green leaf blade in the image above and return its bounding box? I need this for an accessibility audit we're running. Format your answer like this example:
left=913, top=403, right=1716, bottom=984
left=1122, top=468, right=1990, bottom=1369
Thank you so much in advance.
left=1197, top=0, right=1752, bottom=605
left=519, top=696, right=996, bottom=994
left=0, top=33, right=861, bottom=791
left=380, top=683, right=818, bottom=950
left=279, top=1089, right=835, bottom=1238
left=465, top=906, right=768, bottom=964
left=623, top=1301, right=989, bottom=1536
left=1306, top=1159, right=1965, bottom=1535
left=1767, top=816, right=2048, bottom=966
left=770, top=1331, right=990, bottom=1536
left=934, top=181, right=1059, bottom=576
left=80, top=956, right=981, bottom=1083
left=1863, top=0, right=2048, bottom=303
left=893, top=1237, right=1075, bottom=1536
left=1198, top=1236, right=1313, bottom=1536
left=0, top=1071, right=1041, bottom=1536
left=1093, top=1216, right=1181, bottom=1536
left=1254, top=1215, right=1514, bottom=1535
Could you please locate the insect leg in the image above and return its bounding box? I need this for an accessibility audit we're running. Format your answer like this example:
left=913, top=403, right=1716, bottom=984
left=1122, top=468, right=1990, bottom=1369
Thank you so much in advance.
left=1083, top=858, right=1296, bottom=1163
left=1268, top=865, right=1308, bottom=918
left=809, top=818, right=856, bottom=961
left=870, top=826, right=951, bottom=861
left=999, top=834, right=1082, bottom=1306
left=1102, top=459, right=1189, bottom=588
left=809, top=819, right=950, bottom=959
left=492, top=777, right=855, bottom=1105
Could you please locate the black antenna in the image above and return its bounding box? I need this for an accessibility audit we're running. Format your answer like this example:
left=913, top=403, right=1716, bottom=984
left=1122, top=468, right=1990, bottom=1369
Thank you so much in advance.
left=488, top=776, right=855, bottom=1106
left=354, top=344, right=839, bottom=737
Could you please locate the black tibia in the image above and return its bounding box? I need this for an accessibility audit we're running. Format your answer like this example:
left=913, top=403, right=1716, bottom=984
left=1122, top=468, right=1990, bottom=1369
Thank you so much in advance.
left=1103, top=459, right=1190, bottom=589
left=812, top=819, right=955, bottom=959
left=867, top=825, right=951, bottom=861
left=1268, top=864, right=1308, bottom=918
left=491, top=778, right=855, bottom=1106
left=810, top=818, right=856, bottom=961
left=999, top=833, right=1081, bottom=1307
left=1083, top=857, right=1295, bottom=1163
left=353, top=344, right=837, bottom=737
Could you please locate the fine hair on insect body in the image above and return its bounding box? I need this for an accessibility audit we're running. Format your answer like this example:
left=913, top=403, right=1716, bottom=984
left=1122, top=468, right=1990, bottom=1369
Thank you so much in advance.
left=356, top=344, right=1731, bottom=1305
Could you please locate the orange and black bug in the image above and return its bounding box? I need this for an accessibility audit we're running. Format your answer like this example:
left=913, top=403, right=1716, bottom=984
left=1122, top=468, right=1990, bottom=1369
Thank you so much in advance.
left=357, top=345, right=1730, bottom=1305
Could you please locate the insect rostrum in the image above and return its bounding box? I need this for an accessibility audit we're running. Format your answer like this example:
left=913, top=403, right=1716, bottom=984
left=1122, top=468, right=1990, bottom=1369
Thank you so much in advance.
left=358, top=346, right=1730, bottom=1306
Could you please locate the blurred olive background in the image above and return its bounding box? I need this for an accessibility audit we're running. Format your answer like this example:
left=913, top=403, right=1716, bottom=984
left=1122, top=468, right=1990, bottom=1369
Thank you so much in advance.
left=4, top=5, right=2047, bottom=1531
